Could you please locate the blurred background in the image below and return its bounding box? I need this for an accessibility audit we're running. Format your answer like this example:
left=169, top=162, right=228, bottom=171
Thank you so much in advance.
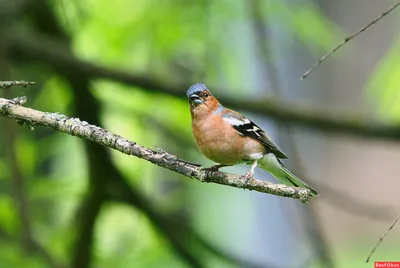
left=1, top=0, right=400, bottom=267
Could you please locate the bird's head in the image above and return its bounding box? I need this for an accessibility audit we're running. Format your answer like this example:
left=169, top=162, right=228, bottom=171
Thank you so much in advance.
left=187, top=83, right=220, bottom=118
left=187, top=83, right=211, bottom=107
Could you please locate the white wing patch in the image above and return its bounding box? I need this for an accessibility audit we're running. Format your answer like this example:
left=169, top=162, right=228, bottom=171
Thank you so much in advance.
left=222, top=116, right=250, bottom=126
left=246, top=126, right=261, bottom=136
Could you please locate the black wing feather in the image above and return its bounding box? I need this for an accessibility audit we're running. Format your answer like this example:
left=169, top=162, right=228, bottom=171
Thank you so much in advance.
left=223, top=112, right=288, bottom=159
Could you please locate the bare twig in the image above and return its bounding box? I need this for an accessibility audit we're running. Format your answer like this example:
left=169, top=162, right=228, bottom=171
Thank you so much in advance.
left=366, top=214, right=400, bottom=263
left=301, top=0, right=400, bottom=80
left=0, top=81, right=35, bottom=88
left=0, top=96, right=312, bottom=203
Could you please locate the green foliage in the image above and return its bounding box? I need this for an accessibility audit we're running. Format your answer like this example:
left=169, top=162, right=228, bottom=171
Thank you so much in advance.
left=0, top=0, right=361, bottom=267
left=0, top=195, right=20, bottom=236
left=93, top=203, right=188, bottom=268
left=266, top=1, right=341, bottom=52
left=366, top=40, right=400, bottom=122
left=0, top=242, right=45, bottom=268
left=33, top=76, right=73, bottom=113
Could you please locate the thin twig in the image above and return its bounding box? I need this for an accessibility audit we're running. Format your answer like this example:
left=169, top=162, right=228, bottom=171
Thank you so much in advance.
left=0, top=81, right=35, bottom=88
left=301, top=0, right=400, bottom=80
left=366, top=214, right=400, bottom=263
left=0, top=96, right=312, bottom=203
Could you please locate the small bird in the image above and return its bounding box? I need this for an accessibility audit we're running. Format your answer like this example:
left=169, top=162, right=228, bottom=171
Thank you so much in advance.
left=187, top=83, right=318, bottom=197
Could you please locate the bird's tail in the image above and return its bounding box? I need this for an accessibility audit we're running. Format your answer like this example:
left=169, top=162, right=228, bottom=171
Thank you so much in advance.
left=258, top=153, right=319, bottom=197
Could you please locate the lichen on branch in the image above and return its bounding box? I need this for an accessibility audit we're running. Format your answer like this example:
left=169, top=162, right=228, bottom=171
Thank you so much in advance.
left=0, top=96, right=312, bottom=203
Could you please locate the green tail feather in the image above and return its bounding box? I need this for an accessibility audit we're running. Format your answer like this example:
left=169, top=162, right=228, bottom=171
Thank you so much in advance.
left=259, top=154, right=319, bottom=197
left=280, top=166, right=319, bottom=197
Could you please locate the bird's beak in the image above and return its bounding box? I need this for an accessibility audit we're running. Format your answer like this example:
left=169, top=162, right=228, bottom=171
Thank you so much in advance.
left=189, top=94, right=203, bottom=105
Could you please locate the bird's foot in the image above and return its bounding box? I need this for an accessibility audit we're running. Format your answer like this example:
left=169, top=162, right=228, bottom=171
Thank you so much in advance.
left=241, top=171, right=255, bottom=184
left=202, top=164, right=229, bottom=177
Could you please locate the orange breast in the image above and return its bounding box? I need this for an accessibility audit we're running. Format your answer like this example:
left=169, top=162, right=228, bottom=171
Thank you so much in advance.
left=192, top=115, right=265, bottom=165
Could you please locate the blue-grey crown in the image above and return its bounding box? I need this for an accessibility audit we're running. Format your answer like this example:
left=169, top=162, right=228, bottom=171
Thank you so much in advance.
left=186, top=83, right=209, bottom=97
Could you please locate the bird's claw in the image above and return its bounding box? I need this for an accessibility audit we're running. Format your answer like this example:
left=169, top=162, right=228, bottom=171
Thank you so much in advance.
left=202, top=165, right=222, bottom=177
left=241, top=172, right=254, bottom=184
left=202, top=164, right=231, bottom=178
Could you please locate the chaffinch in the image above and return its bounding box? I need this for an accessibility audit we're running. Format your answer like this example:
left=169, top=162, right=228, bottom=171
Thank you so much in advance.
left=187, top=83, right=318, bottom=197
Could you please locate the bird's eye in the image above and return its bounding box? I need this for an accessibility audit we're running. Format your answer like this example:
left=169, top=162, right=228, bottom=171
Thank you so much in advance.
left=203, top=93, right=208, bottom=98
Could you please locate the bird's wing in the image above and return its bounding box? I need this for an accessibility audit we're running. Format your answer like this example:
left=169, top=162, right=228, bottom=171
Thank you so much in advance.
left=222, top=110, right=288, bottom=159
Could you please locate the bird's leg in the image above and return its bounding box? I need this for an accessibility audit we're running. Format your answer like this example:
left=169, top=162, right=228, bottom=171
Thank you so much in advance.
left=202, top=164, right=230, bottom=177
left=242, top=160, right=257, bottom=183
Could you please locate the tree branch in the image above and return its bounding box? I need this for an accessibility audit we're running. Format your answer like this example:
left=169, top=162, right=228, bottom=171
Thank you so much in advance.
left=8, top=32, right=400, bottom=142
left=0, top=96, right=312, bottom=203
left=146, top=111, right=396, bottom=221
left=0, top=81, right=35, bottom=88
